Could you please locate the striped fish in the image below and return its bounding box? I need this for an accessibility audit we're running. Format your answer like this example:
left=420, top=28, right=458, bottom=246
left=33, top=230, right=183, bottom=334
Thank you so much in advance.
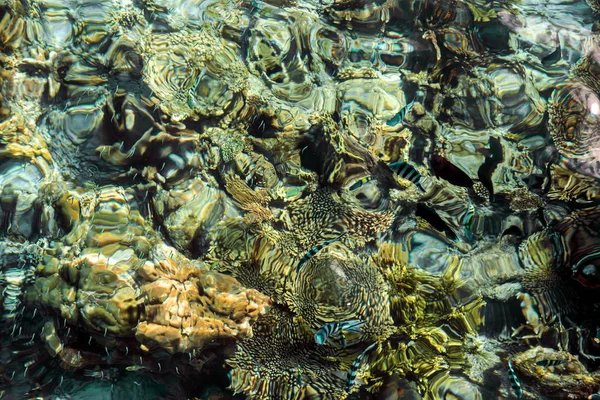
left=387, top=100, right=414, bottom=126
left=349, top=175, right=375, bottom=191
left=388, top=161, right=424, bottom=190
left=314, top=320, right=366, bottom=348
left=345, top=342, right=377, bottom=393
left=508, top=360, right=523, bottom=398
left=187, top=76, right=201, bottom=109
left=297, top=232, right=347, bottom=272
left=535, top=359, right=566, bottom=367
left=463, top=204, right=475, bottom=241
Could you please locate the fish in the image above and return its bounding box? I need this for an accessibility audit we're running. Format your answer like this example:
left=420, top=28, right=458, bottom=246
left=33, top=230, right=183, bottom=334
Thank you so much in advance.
left=477, top=136, right=503, bottom=201
left=430, top=153, right=474, bottom=188
left=463, top=203, right=475, bottom=241
left=388, top=161, right=424, bottom=190
left=349, top=176, right=375, bottom=191
left=83, top=368, right=117, bottom=380
left=297, top=232, right=347, bottom=272
left=351, top=160, right=423, bottom=192
left=126, top=365, right=148, bottom=372
left=508, top=360, right=523, bottom=398
left=187, top=75, right=201, bottom=109
left=387, top=100, right=414, bottom=126
left=314, top=320, right=366, bottom=348
left=535, top=359, right=566, bottom=367
left=588, top=394, right=600, bottom=400
left=345, top=342, right=377, bottom=393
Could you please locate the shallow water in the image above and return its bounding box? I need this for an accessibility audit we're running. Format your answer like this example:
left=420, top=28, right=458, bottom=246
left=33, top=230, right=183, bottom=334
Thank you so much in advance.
left=1, top=0, right=600, bottom=399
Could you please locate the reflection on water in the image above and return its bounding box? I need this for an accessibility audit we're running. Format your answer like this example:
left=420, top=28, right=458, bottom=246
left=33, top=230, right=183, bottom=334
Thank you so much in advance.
left=1, top=0, right=600, bottom=398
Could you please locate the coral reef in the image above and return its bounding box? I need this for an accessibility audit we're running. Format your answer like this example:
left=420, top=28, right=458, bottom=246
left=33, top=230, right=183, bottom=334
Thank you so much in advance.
left=512, top=347, right=600, bottom=398
left=22, top=185, right=269, bottom=352
left=1, top=0, right=600, bottom=399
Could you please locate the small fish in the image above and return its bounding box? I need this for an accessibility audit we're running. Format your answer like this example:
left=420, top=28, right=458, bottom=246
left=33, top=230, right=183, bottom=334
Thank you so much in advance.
left=126, top=365, right=148, bottom=372
left=588, top=394, right=600, bottom=400
left=314, top=320, right=366, bottom=348
left=349, top=176, right=375, bottom=191
left=508, top=360, right=523, bottom=398
left=388, top=161, right=424, bottom=190
left=345, top=342, right=377, bottom=393
left=297, top=232, right=347, bottom=272
left=535, top=359, right=566, bottom=367
left=285, top=185, right=307, bottom=199
left=83, top=368, right=117, bottom=380
left=387, top=100, right=415, bottom=126
left=430, top=153, right=474, bottom=188
left=463, top=204, right=475, bottom=241
left=187, top=76, right=201, bottom=109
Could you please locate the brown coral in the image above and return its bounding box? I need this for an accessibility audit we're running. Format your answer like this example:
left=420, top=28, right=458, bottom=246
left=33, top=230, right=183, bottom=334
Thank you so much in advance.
left=0, top=113, right=53, bottom=164
left=547, top=82, right=600, bottom=179
left=26, top=185, right=270, bottom=358
left=506, top=187, right=544, bottom=212
left=224, top=175, right=273, bottom=224
left=512, top=347, right=600, bottom=399
left=548, top=164, right=600, bottom=203
left=136, top=242, right=270, bottom=354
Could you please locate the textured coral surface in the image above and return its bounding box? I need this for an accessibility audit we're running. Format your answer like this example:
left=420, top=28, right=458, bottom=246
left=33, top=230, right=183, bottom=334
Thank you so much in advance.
left=2, top=0, right=600, bottom=399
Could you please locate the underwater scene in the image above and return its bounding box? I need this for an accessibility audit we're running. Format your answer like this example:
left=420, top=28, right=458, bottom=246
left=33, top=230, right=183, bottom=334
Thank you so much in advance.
left=3, top=0, right=600, bottom=399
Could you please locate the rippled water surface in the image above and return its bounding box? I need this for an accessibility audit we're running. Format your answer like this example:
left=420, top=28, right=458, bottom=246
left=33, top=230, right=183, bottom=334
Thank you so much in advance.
left=2, top=0, right=600, bottom=399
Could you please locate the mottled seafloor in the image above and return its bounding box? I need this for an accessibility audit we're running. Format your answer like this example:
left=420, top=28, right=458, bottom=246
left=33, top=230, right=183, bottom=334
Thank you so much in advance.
left=2, top=0, right=600, bottom=399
